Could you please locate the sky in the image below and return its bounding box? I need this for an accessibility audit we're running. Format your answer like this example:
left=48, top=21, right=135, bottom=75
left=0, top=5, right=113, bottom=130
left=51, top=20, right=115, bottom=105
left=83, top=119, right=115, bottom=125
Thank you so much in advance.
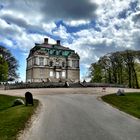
left=0, top=0, right=140, bottom=82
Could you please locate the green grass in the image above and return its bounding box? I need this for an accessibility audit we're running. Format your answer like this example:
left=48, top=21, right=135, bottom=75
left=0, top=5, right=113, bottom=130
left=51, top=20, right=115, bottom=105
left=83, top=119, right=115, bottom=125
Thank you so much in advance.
left=102, top=92, right=140, bottom=119
left=0, top=94, right=39, bottom=140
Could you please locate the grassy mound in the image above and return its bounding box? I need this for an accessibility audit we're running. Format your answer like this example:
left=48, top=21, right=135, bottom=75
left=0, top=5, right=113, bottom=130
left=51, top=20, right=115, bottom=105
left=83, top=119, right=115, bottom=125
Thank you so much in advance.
left=102, top=93, right=140, bottom=119
left=0, top=94, right=39, bottom=140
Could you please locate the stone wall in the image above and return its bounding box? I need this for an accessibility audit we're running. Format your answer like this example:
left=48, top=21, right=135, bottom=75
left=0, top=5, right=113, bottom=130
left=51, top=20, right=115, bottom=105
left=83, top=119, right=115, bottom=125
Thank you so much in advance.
left=67, top=69, right=80, bottom=82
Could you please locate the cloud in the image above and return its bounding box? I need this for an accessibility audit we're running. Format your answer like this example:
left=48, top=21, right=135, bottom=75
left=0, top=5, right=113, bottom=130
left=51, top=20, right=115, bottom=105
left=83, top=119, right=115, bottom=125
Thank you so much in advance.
left=64, top=20, right=90, bottom=27
left=41, top=0, right=97, bottom=20
left=0, top=0, right=97, bottom=21
left=132, top=11, right=140, bottom=26
left=1, top=14, right=28, bottom=28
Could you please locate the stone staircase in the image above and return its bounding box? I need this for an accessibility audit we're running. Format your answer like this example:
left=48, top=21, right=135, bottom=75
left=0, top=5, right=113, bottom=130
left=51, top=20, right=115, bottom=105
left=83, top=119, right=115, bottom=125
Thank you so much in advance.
left=69, top=82, right=85, bottom=88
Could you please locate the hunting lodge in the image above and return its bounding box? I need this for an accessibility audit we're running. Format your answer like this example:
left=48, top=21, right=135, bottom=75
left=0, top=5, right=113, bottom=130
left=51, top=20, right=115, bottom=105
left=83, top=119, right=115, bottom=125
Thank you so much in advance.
left=26, top=38, right=80, bottom=83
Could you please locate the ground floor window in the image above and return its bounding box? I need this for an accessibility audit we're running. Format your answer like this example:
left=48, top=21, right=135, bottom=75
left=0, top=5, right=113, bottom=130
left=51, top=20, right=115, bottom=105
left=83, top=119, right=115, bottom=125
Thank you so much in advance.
left=62, top=71, right=65, bottom=78
left=56, top=72, right=60, bottom=79
left=50, top=71, right=53, bottom=77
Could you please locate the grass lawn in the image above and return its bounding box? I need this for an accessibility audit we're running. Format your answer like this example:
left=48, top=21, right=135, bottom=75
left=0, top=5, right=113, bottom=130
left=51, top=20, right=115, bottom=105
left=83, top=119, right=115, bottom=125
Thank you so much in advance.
left=102, top=92, right=140, bottom=119
left=0, top=94, right=39, bottom=140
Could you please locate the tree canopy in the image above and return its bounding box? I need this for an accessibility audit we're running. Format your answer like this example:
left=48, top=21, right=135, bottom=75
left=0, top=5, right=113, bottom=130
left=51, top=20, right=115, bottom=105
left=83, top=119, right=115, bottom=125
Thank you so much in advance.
left=0, top=46, right=19, bottom=82
left=0, top=57, right=8, bottom=82
left=89, top=50, right=140, bottom=88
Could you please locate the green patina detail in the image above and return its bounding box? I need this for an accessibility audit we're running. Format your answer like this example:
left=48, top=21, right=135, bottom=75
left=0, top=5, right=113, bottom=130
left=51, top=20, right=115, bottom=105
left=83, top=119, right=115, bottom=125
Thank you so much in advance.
left=33, top=45, right=74, bottom=58
left=40, top=46, right=74, bottom=57
left=40, top=47, right=46, bottom=51
left=53, top=45, right=61, bottom=49
left=49, top=49, right=72, bottom=57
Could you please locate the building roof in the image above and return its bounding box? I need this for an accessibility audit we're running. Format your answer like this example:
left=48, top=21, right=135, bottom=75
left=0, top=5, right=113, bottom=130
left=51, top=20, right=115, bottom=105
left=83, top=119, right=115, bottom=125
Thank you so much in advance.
left=38, top=44, right=72, bottom=51
left=27, top=38, right=79, bottom=59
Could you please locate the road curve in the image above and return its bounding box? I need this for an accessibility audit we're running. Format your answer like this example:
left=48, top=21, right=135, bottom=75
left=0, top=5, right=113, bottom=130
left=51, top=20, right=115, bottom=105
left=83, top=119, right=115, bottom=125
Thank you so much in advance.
left=19, top=94, right=140, bottom=140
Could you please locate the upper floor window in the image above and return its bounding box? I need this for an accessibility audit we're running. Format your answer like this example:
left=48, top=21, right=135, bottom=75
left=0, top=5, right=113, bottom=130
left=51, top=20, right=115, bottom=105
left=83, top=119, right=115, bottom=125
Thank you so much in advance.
left=49, top=61, right=53, bottom=67
left=56, top=60, right=59, bottom=66
left=50, top=50, right=53, bottom=55
left=72, top=60, right=79, bottom=68
left=53, top=50, right=56, bottom=55
left=59, top=51, right=62, bottom=55
left=62, top=62, right=65, bottom=67
left=39, top=57, right=44, bottom=66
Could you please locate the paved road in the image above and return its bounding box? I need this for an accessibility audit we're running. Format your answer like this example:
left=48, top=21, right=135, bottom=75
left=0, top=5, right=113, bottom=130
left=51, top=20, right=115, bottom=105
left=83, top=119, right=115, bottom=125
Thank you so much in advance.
left=19, top=93, right=140, bottom=140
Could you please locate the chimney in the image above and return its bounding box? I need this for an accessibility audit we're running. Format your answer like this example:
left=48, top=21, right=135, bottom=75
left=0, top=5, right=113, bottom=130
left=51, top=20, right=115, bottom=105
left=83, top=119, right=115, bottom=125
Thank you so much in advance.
left=44, top=38, right=48, bottom=44
left=56, top=40, right=60, bottom=45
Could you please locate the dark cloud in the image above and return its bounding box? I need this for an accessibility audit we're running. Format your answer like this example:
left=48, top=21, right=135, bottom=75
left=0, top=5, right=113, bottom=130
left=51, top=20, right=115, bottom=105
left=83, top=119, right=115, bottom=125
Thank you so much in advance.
left=1, top=14, right=28, bottom=28
left=40, top=0, right=97, bottom=20
left=1, top=0, right=31, bottom=13
left=1, top=0, right=98, bottom=21
left=0, top=14, right=48, bottom=34
left=0, top=27, right=20, bottom=37
left=132, top=12, right=140, bottom=24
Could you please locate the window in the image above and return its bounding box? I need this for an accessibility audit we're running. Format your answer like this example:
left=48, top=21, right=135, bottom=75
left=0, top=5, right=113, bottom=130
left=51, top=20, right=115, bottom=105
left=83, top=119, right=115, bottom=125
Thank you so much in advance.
left=44, top=58, right=48, bottom=65
left=39, top=57, right=44, bottom=66
left=72, top=60, right=75, bottom=67
left=50, top=71, right=53, bottom=77
left=59, top=51, right=62, bottom=55
left=56, top=72, right=60, bottom=79
left=77, top=60, right=79, bottom=68
left=56, top=51, right=59, bottom=55
left=53, top=50, right=56, bottom=55
left=56, top=60, right=59, bottom=66
left=62, top=71, right=65, bottom=78
left=72, top=60, right=79, bottom=68
left=50, top=50, right=53, bottom=55
left=62, top=62, right=65, bottom=67
left=34, top=57, right=38, bottom=65
left=69, top=61, right=72, bottom=67
left=49, top=61, right=53, bottom=67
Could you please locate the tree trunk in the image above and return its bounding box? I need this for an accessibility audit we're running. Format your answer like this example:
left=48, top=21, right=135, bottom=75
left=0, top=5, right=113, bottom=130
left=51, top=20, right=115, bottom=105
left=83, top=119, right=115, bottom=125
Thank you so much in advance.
left=132, top=64, right=139, bottom=88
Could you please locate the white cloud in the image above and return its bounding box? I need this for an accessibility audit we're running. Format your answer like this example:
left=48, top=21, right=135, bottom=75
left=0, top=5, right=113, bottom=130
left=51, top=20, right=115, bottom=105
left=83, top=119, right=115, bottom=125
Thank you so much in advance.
left=64, top=20, right=90, bottom=27
left=52, top=25, right=75, bottom=43
left=42, top=22, right=57, bottom=33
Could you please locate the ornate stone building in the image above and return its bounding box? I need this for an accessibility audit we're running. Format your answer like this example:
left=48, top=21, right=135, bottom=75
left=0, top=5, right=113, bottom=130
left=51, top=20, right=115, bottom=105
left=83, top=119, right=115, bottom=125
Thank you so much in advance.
left=26, top=38, right=80, bottom=82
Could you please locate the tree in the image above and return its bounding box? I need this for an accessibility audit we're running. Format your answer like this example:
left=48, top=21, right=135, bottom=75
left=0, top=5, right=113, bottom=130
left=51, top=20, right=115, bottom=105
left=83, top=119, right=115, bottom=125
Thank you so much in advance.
left=0, top=46, right=19, bottom=82
left=89, top=50, right=140, bottom=88
left=122, top=50, right=139, bottom=88
left=90, top=63, right=102, bottom=83
left=0, top=57, right=8, bottom=82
